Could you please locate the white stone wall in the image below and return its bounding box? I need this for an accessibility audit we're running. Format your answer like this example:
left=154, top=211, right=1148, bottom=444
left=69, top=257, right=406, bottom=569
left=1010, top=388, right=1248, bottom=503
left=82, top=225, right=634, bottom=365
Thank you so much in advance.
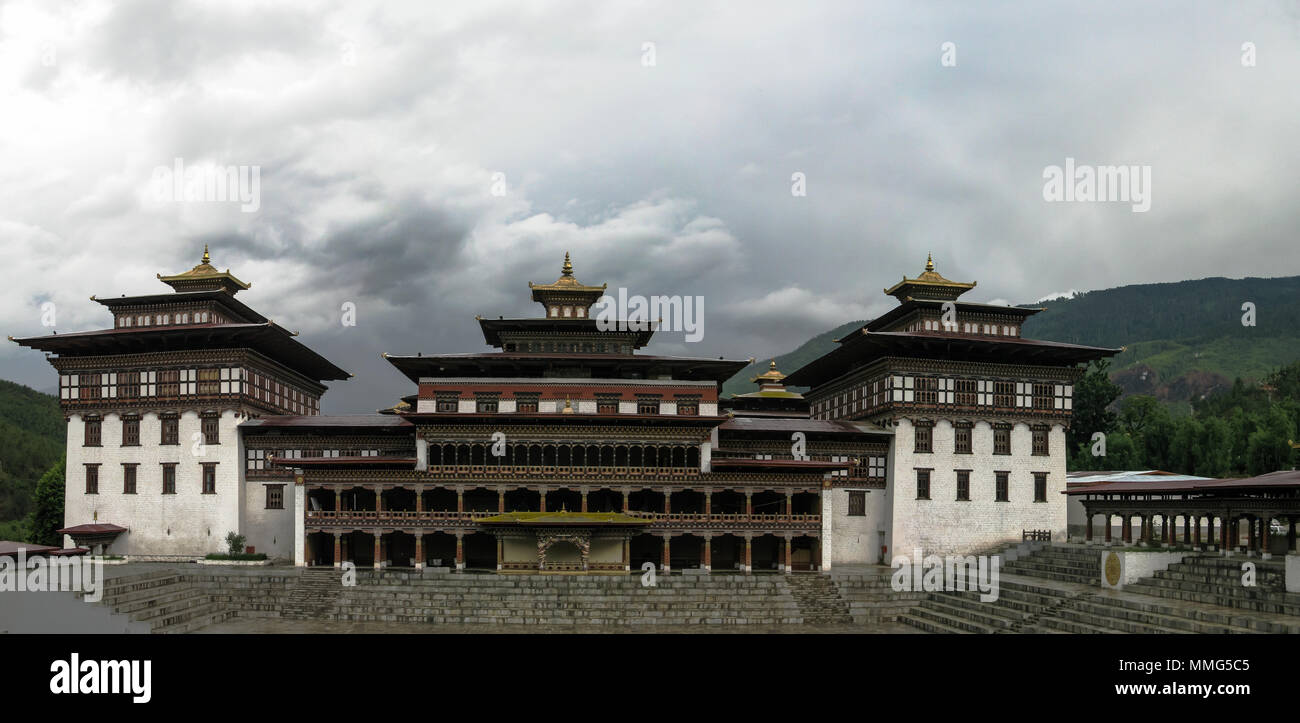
left=887, top=418, right=1067, bottom=559
left=240, top=462, right=297, bottom=561
left=829, top=487, right=889, bottom=565
left=64, top=410, right=244, bottom=557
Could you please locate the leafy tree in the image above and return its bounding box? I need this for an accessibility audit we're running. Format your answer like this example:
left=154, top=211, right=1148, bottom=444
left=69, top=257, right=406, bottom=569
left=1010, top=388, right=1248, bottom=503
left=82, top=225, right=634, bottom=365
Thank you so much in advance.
left=225, top=531, right=246, bottom=556
left=27, top=458, right=65, bottom=546
left=1197, top=417, right=1232, bottom=478
left=1245, top=406, right=1295, bottom=475
left=1168, top=417, right=1203, bottom=475
left=1067, top=359, right=1122, bottom=459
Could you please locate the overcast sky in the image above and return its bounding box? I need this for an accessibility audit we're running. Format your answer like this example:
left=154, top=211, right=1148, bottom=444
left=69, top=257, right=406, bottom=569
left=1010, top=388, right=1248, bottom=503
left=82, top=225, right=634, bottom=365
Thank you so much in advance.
left=2, top=0, right=1298, bottom=412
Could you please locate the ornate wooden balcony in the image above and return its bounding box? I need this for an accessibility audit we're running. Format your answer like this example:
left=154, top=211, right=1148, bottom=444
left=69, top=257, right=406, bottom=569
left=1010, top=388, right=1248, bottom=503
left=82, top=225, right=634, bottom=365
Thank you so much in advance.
left=303, top=508, right=821, bottom=532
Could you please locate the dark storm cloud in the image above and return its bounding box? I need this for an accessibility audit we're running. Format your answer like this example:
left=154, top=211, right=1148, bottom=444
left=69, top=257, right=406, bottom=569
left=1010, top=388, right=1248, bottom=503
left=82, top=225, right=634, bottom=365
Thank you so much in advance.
left=2, top=1, right=1298, bottom=412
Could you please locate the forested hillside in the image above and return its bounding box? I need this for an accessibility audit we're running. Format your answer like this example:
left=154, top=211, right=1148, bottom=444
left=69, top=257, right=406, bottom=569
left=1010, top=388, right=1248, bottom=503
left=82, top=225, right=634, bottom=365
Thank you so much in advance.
left=721, top=275, right=1300, bottom=408
left=0, top=380, right=65, bottom=527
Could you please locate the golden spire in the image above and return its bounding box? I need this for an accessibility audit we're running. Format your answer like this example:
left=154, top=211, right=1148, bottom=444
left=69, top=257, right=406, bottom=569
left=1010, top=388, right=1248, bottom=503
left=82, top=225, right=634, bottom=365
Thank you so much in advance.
left=561, top=251, right=573, bottom=277
left=925, top=253, right=934, bottom=272
left=201, top=244, right=211, bottom=265
left=562, top=397, right=574, bottom=414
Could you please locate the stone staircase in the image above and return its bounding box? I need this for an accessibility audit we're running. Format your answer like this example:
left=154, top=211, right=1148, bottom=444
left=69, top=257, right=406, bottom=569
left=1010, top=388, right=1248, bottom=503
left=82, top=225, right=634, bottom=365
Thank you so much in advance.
left=1001, top=544, right=1098, bottom=585
left=281, top=567, right=344, bottom=619
left=1125, top=555, right=1300, bottom=618
left=319, top=571, right=804, bottom=626
left=91, top=569, right=236, bottom=634
left=829, top=572, right=924, bottom=623
left=786, top=573, right=853, bottom=624
left=898, top=544, right=1300, bottom=634
left=898, top=578, right=1079, bottom=634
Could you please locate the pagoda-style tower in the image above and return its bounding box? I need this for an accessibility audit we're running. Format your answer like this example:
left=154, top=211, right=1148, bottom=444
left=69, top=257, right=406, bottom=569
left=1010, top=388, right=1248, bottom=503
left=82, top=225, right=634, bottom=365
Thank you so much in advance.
left=274, top=253, right=889, bottom=573
left=10, top=247, right=348, bottom=558
left=786, top=255, right=1120, bottom=559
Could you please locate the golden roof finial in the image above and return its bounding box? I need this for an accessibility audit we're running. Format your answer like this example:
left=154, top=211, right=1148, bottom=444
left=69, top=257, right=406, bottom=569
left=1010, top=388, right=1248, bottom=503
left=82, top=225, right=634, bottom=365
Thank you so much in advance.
left=202, top=244, right=211, bottom=265
left=769, top=359, right=777, bottom=370
left=925, top=253, right=934, bottom=273
left=561, top=251, right=573, bottom=277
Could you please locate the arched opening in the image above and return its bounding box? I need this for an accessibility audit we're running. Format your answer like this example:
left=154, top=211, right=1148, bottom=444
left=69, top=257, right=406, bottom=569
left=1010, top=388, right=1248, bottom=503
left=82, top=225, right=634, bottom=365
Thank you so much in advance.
left=424, top=488, right=457, bottom=512
left=790, top=535, right=818, bottom=572
left=751, top=534, right=782, bottom=572
left=751, top=491, right=785, bottom=516
left=710, top=534, right=744, bottom=572
left=346, top=531, right=376, bottom=567
left=384, top=531, right=416, bottom=567
left=541, top=540, right=584, bottom=571
left=670, top=489, right=705, bottom=514
left=505, top=488, right=540, bottom=512
left=383, top=487, right=416, bottom=512
left=712, top=490, right=745, bottom=515
left=629, top=534, right=662, bottom=571
left=587, top=488, right=622, bottom=512
left=423, top=532, right=456, bottom=567
left=546, top=487, right=582, bottom=512
left=463, top=533, right=497, bottom=570
left=672, top=534, right=705, bottom=570
left=306, top=488, right=336, bottom=513
left=628, top=489, right=665, bottom=513
left=791, top=491, right=820, bottom=515
left=339, top=487, right=376, bottom=512
left=462, top=487, right=497, bottom=512
left=307, top=531, right=334, bottom=566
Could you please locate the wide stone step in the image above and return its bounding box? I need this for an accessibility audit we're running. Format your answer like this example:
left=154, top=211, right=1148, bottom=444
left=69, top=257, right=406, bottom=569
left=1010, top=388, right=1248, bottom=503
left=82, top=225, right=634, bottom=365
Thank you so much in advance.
left=128, top=592, right=212, bottom=622
left=149, top=600, right=228, bottom=630
left=917, top=598, right=1019, bottom=630
left=1124, top=583, right=1300, bottom=616
left=1030, top=616, right=1123, bottom=634
left=99, top=574, right=186, bottom=598
left=926, top=592, right=1037, bottom=623
left=112, top=586, right=203, bottom=614
left=152, top=609, right=238, bottom=634
left=898, top=607, right=991, bottom=634
left=1071, top=600, right=1261, bottom=634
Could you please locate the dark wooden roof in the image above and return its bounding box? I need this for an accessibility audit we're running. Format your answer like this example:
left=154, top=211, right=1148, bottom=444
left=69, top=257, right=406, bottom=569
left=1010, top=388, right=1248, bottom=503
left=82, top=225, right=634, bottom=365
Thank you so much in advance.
left=93, top=290, right=267, bottom=323
left=478, top=318, right=655, bottom=348
left=719, top=417, right=891, bottom=437
left=1066, top=469, right=1300, bottom=495
left=784, top=330, right=1120, bottom=388
left=865, top=300, right=1043, bottom=332
left=11, top=323, right=349, bottom=381
left=385, top=352, right=748, bottom=384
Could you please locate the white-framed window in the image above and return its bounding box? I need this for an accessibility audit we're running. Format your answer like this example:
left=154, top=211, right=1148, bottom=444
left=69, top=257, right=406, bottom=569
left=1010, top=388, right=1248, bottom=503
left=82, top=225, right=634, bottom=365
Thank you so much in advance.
left=977, top=379, right=992, bottom=406
left=938, top=378, right=954, bottom=404
left=868, top=455, right=886, bottom=478
left=1016, top=382, right=1033, bottom=408
left=890, top=375, right=914, bottom=403
left=1054, top=384, right=1073, bottom=410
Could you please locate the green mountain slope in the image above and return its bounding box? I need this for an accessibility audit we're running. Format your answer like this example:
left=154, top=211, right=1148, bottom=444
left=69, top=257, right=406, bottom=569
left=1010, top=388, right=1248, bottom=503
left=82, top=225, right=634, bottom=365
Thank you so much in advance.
left=721, top=320, right=866, bottom=398
left=0, top=380, right=65, bottom=524
left=722, top=276, right=1300, bottom=404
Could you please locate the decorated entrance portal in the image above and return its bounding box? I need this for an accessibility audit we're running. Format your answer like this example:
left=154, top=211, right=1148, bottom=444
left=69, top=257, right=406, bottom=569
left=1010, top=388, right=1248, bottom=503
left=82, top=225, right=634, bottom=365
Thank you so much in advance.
left=478, top=511, right=646, bottom=573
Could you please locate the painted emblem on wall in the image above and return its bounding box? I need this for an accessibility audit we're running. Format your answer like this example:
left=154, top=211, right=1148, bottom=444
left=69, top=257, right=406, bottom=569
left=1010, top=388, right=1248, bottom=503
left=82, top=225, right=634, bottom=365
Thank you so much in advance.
left=1104, top=551, right=1121, bottom=586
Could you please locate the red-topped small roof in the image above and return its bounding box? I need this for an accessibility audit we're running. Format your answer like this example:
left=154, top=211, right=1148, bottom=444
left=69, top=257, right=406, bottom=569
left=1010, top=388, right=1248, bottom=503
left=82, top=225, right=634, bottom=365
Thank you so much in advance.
left=57, top=523, right=127, bottom=535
